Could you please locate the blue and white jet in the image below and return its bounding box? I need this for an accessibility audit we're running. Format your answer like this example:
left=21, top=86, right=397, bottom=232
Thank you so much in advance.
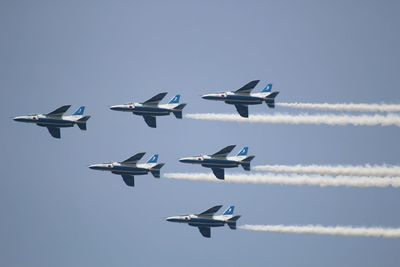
left=89, top=153, right=164, bottom=187
left=179, top=145, right=255, bottom=180
left=202, top=80, right=279, bottom=117
left=166, top=205, right=241, bottom=238
left=13, top=105, right=90, bottom=139
left=110, top=93, right=187, bottom=128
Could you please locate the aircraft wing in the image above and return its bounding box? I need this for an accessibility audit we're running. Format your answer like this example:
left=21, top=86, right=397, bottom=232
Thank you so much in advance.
left=143, top=115, right=157, bottom=128
left=234, top=80, right=260, bottom=94
left=121, top=174, right=135, bottom=187
left=198, top=226, right=211, bottom=238
left=198, top=205, right=223, bottom=216
left=122, top=152, right=146, bottom=164
left=234, top=104, right=249, bottom=118
left=46, top=105, right=71, bottom=116
left=211, top=168, right=225, bottom=180
left=143, top=92, right=168, bottom=105
left=212, top=145, right=236, bottom=157
left=47, top=127, right=61, bottom=139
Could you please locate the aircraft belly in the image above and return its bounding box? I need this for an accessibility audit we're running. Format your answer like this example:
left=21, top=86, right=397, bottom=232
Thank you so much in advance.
left=112, top=167, right=148, bottom=175
left=225, top=96, right=262, bottom=105
left=37, top=120, right=74, bottom=128
left=189, top=220, right=225, bottom=227
left=201, top=159, right=239, bottom=169
left=132, top=107, right=170, bottom=116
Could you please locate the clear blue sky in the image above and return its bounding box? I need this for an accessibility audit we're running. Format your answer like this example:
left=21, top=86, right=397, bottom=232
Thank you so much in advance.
left=1, top=1, right=399, bottom=266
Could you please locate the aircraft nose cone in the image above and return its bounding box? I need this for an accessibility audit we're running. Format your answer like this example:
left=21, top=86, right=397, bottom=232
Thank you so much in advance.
left=109, top=105, right=119, bottom=111
left=179, top=157, right=191, bottom=163
left=89, top=164, right=101, bottom=170
left=201, top=94, right=212, bottom=100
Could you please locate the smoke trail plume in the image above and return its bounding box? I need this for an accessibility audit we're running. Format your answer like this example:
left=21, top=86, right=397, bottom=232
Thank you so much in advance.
left=254, top=164, right=400, bottom=178
left=239, top=224, right=400, bottom=238
left=277, top=102, right=400, bottom=113
left=164, top=173, right=400, bottom=188
left=185, top=113, right=400, bottom=127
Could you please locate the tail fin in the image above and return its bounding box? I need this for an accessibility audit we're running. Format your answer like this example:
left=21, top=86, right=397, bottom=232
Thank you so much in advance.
left=261, top=83, right=273, bottom=93
left=227, top=215, right=241, bottom=230
left=223, top=206, right=235, bottom=215
left=76, top=116, right=91, bottom=130
left=146, top=154, right=159, bottom=164
left=168, top=95, right=181, bottom=104
left=265, top=91, right=279, bottom=108
left=172, top=103, right=187, bottom=119
left=240, top=155, right=255, bottom=171
left=73, top=106, right=85, bottom=116
left=150, top=163, right=164, bottom=178
left=236, top=147, right=248, bottom=157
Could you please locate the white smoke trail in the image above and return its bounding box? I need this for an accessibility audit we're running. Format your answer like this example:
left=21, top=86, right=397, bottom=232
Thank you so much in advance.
left=185, top=113, right=400, bottom=127
left=239, top=224, right=400, bottom=238
left=277, top=102, right=400, bottom=113
left=254, top=164, right=400, bottom=178
left=164, top=173, right=400, bottom=188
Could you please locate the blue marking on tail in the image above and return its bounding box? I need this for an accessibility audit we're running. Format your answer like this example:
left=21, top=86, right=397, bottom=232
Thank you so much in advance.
left=223, top=206, right=235, bottom=215
left=73, top=106, right=85, bottom=116
left=261, top=84, right=273, bottom=92
left=168, top=95, right=180, bottom=104
left=147, top=154, right=159, bottom=163
left=237, top=147, right=248, bottom=156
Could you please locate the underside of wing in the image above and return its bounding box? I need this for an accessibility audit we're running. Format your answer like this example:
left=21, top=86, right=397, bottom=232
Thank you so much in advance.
left=234, top=104, right=249, bottom=118
left=122, top=152, right=146, bottom=164
left=143, top=92, right=168, bottom=105
left=212, top=145, right=236, bottom=157
left=211, top=168, right=225, bottom=180
left=121, top=174, right=135, bottom=187
left=234, top=80, right=260, bottom=94
left=198, top=205, right=223, bottom=216
left=47, top=105, right=71, bottom=116
left=143, top=115, right=157, bottom=128
left=198, top=227, right=211, bottom=238
left=47, top=127, right=61, bottom=139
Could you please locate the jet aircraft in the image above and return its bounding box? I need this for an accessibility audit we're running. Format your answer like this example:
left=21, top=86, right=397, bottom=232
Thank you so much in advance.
left=110, top=93, right=186, bottom=128
left=89, top=153, right=164, bottom=187
left=179, top=145, right=255, bottom=179
left=166, top=205, right=241, bottom=238
left=13, top=105, right=90, bottom=139
left=202, top=80, right=279, bottom=117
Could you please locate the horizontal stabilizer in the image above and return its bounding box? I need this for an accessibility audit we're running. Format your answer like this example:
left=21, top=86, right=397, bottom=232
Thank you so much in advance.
left=235, top=80, right=260, bottom=94
left=199, top=205, right=223, bottom=216
left=212, top=145, right=236, bottom=157
left=47, top=105, right=71, bottom=116
left=265, top=92, right=279, bottom=108
left=122, top=152, right=146, bottom=164
left=150, top=163, right=165, bottom=178
left=227, top=215, right=241, bottom=229
left=240, top=155, right=255, bottom=171
left=143, top=92, right=168, bottom=105
left=172, top=104, right=187, bottom=119
left=76, top=116, right=91, bottom=130
left=121, top=174, right=135, bottom=187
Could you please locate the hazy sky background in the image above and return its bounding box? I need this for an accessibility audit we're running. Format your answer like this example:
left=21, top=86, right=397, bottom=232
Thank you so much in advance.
left=1, top=1, right=400, bottom=266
